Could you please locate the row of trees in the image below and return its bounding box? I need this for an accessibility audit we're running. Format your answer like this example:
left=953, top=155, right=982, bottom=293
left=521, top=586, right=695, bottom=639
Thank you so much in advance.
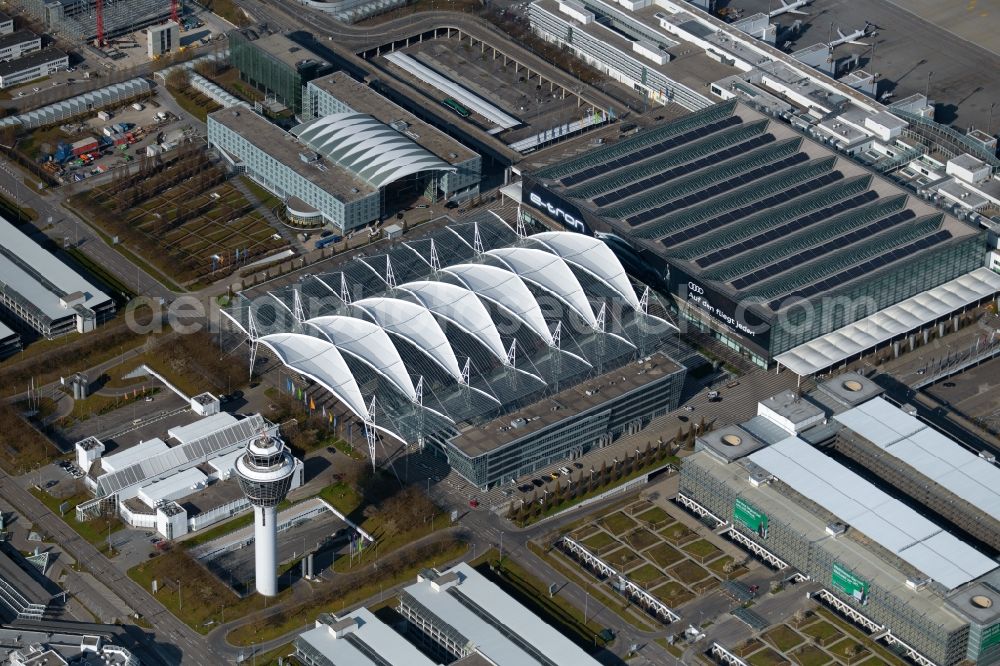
left=508, top=438, right=682, bottom=526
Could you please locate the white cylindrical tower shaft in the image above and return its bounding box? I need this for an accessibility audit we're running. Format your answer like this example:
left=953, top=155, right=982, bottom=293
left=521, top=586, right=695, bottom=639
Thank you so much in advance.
left=235, top=429, right=296, bottom=598
left=254, top=505, right=278, bottom=596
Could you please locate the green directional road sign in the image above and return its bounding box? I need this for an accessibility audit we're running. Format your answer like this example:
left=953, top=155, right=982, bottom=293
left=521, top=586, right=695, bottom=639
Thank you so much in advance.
left=832, top=562, right=870, bottom=605
left=734, top=497, right=769, bottom=538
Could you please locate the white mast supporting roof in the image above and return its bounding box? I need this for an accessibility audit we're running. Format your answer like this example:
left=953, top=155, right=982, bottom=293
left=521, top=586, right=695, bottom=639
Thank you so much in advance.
left=442, top=263, right=554, bottom=345
left=486, top=247, right=597, bottom=328
left=398, top=280, right=509, bottom=363
left=527, top=231, right=641, bottom=310
left=352, top=297, right=464, bottom=382
left=257, top=333, right=369, bottom=420
left=304, top=315, right=417, bottom=402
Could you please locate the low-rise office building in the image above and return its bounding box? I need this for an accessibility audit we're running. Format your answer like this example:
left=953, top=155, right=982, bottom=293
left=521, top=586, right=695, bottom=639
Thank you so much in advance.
left=0, top=320, right=20, bottom=359
left=295, top=609, right=440, bottom=666
left=0, top=12, right=14, bottom=35
left=0, top=30, right=41, bottom=62
left=0, top=48, right=68, bottom=89
left=0, top=215, right=113, bottom=338
left=228, top=31, right=331, bottom=115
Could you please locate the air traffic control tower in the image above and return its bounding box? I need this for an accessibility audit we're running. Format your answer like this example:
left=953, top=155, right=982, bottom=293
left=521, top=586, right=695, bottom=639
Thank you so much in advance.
left=235, top=430, right=296, bottom=596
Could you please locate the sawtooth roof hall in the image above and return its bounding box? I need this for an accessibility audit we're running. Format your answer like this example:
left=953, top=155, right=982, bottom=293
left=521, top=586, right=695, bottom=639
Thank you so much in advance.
left=520, top=100, right=991, bottom=370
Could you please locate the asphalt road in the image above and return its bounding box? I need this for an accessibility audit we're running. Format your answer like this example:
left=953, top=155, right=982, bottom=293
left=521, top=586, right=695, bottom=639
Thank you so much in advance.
left=0, top=470, right=226, bottom=665
left=0, top=158, right=174, bottom=301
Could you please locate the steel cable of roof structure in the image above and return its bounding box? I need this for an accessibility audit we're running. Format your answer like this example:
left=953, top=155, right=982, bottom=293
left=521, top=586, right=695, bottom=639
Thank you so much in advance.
left=749, top=437, right=997, bottom=590
left=525, top=231, right=640, bottom=310
left=441, top=263, right=555, bottom=346
left=834, top=397, right=1000, bottom=521
left=484, top=247, right=598, bottom=329
left=775, top=267, right=1000, bottom=375
left=304, top=315, right=417, bottom=401
left=0, top=78, right=153, bottom=130
left=382, top=51, right=521, bottom=130
left=226, top=221, right=678, bottom=444
left=351, top=297, right=466, bottom=383
left=292, top=113, right=456, bottom=188
left=397, top=280, right=509, bottom=363
left=95, top=414, right=267, bottom=497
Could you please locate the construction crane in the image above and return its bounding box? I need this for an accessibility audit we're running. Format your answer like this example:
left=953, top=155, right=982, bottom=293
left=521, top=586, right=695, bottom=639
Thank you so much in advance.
left=95, top=0, right=105, bottom=47
left=171, top=0, right=180, bottom=27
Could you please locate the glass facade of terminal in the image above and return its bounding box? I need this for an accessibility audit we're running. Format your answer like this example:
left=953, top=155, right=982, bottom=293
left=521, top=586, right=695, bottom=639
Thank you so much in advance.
left=680, top=457, right=972, bottom=666
left=207, top=115, right=381, bottom=232
left=229, top=31, right=329, bottom=115
left=442, top=364, right=685, bottom=488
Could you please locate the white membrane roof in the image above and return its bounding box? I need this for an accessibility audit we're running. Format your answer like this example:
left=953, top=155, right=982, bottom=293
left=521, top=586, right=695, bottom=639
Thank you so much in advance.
left=486, top=247, right=597, bottom=328
left=399, top=280, right=509, bottom=363
left=527, top=231, right=640, bottom=309
left=442, top=263, right=554, bottom=345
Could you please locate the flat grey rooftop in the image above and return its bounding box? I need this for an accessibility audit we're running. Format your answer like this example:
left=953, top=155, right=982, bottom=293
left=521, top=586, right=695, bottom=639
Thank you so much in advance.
left=449, top=351, right=682, bottom=457
left=687, top=451, right=968, bottom=631
left=247, top=33, right=325, bottom=70
left=402, top=562, right=601, bottom=666
left=0, top=30, right=38, bottom=50
left=209, top=109, right=376, bottom=203
left=759, top=390, right=824, bottom=424
left=0, top=47, right=66, bottom=77
left=0, top=216, right=110, bottom=324
left=295, top=607, right=439, bottom=666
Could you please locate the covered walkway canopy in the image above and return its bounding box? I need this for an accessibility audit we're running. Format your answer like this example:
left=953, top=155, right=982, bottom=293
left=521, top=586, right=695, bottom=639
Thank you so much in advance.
left=776, top=267, right=1000, bottom=376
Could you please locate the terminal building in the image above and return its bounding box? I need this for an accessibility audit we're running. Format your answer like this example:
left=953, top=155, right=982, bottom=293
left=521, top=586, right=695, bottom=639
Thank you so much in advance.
left=0, top=216, right=114, bottom=339
left=295, top=563, right=601, bottom=666
left=228, top=31, right=332, bottom=116
left=680, top=374, right=1000, bottom=666
left=223, top=215, right=689, bottom=489
left=208, top=80, right=481, bottom=232
left=518, top=100, right=990, bottom=368
left=76, top=407, right=304, bottom=539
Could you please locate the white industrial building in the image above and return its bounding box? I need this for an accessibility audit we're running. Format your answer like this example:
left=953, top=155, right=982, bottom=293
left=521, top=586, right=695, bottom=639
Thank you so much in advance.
left=295, top=563, right=602, bottom=665
left=0, top=215, right=114, bottom=338
left=296, top=609, right=440, bottom=666
left=0, top=12, right=14, bottom=35
left=399, top=563, right=602, bottom=666
left=147, top=21, right=178, bottom=58
left=0, top=30, right=41, bottom=62
left=76, top=412, right=304, bottom=539
left=0, top=48, right=68, bottom=89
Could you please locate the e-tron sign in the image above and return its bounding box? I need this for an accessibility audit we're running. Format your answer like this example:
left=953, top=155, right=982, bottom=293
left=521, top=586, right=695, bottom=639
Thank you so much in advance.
left=528, top=192, right=587, bottom=234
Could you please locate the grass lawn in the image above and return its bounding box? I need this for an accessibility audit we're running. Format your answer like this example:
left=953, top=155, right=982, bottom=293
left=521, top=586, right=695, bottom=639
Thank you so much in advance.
left=827, top=637, right=870, bottom=664
left=792, top=644, right=832, bottom=666
left=765, top=624, right=804, bottom=652
left=681, top=538, right=721, bottom=561
left=668, top=559, right=709, bottom=585
left=130, top=549, right=286, bottom=633
left=627, top=563, right=663, bottom=587
left=801, top=620, right=842, bottom=646
left=661, top=523, right=697, bottom=545
left=747, top=647, right=791, bottom=666
left=581, top=530, right=617, bottom=552
left=707, top=554, right=748, bottom=579
left=604, top=545, right=642, bottom=572
left=30, top=487, right=123, bottom=554
left=646, top=542, right=684, bottom=568
left=318, top=482, right=362, bottom=517
left=624, top=528, right=659, bottom=551
left=634, top=505, right=671, bottom=525
left=650, top=580, right=692, bottom=606
left=812, top=608, right=908, bottom=665
left=227, top=538, right=467, bottom=645
left=599, top=512, right=636, bottom=535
